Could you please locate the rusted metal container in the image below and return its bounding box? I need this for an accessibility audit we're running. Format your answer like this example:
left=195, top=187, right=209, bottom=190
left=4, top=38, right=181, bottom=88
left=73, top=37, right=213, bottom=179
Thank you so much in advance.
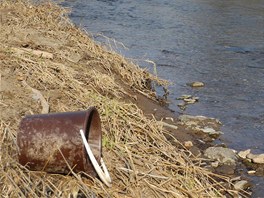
left=17, top=107, right=102, bottom=176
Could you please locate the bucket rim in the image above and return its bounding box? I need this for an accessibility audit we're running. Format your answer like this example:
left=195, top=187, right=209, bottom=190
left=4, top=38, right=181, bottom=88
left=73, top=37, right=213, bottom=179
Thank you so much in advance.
left=82, top=107, right=102, bottom=172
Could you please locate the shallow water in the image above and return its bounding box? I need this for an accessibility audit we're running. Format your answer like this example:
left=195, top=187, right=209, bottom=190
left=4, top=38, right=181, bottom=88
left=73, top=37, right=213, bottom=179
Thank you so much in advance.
left=61, top=0, right=264, bottom=196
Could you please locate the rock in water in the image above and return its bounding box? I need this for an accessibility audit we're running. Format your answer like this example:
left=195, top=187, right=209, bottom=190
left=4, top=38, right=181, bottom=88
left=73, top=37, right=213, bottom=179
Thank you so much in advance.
left=179, top=115, right=221, bottom=125
left=183, top=98, right=197, bottom=104
left=234, top=180, right=250, bottom=191
left=204, top=147, right=237, bottom=165
left=195, top=126, right=223, bottom=136
left=247, top=153, right=264, bottom=164
left=188, top=81, right=205, bottom=87
left=238, top=149, right=251, bottom=159
left=247, top=170, right=256, bottom=175
left=252, top=155, right=264, bottom=164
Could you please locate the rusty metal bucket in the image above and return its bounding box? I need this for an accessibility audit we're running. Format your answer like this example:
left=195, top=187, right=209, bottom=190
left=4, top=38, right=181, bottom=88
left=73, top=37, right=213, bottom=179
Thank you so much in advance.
left=17, top=107, right=102, bottom=176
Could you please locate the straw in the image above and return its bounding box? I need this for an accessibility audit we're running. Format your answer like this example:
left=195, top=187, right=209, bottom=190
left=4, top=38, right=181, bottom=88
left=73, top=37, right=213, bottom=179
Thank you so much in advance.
left=0, top=0, right=248, bottom=197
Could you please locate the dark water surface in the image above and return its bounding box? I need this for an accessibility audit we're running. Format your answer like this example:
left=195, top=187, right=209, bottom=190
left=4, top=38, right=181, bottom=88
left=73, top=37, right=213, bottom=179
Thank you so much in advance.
left=61, top=0, right=264, bottom=196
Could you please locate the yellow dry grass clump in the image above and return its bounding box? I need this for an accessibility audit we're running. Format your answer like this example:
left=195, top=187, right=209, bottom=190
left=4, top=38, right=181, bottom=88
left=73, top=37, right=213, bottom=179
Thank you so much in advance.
left=0, top=1, right=242, bottom=197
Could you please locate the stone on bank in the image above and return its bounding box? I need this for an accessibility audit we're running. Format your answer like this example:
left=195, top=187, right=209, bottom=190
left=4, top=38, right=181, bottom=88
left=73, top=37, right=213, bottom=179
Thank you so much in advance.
left=204, top=147, right=237, bottom=165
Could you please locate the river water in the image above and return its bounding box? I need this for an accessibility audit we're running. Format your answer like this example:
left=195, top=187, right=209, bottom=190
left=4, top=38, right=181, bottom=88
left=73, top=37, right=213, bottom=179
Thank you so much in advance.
left=60, top=0, right=264, bottom=196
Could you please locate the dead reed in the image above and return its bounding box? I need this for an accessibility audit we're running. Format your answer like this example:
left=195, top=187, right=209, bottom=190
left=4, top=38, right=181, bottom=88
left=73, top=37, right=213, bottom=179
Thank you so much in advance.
left=0, top=0, right=244, bottom=197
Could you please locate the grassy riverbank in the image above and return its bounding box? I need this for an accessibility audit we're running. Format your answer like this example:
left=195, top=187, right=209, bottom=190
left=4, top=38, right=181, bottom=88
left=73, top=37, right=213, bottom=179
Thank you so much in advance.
left=0, top=1, right=244, bottom=197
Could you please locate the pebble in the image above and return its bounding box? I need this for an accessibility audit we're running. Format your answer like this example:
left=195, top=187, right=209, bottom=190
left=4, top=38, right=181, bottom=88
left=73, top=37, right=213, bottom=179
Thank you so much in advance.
left=164, top=117, right=174, bottom=122
left=189, top=81, right=205, bottom=87
left=177, top=103, right=187, bottom=110
left=184, top=141, right=193, bottom=149
left=177, top=95, right=199, bottom=105
left=238, top=149, right=251, bottom=159
left=247, top=170, right=256, bottom=175
left=233, top=180, right=250, bottom=191
left=183, top=98, right=197, bottom=104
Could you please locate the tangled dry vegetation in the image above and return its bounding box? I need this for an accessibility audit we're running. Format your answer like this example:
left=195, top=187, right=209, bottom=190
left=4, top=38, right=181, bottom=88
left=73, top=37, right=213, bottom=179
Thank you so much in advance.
left=0, top=1, right=244, bottom=197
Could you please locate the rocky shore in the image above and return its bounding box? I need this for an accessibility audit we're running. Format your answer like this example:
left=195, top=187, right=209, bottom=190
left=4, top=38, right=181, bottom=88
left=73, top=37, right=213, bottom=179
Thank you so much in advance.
left=0, top=1, right=259, bottom=197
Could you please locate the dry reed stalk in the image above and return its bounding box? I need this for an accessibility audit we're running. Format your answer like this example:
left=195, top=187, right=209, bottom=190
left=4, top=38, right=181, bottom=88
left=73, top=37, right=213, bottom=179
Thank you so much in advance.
left=0, top=0, right=249, bottom=197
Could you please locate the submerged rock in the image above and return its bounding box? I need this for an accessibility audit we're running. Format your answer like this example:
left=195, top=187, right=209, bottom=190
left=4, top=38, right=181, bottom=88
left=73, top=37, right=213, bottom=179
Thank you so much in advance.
left=204, top=147, right=237, bottom=165
left=183, top=98, right=196, bottom=104
left=179, top=115, right=208, bottom=122
left=233, top=180, right=250, bottom=191
left=179, top=115, right=223, bottom=140
left=194, top=126, right=223, bottom=137
left=179, top=115, right=221, bottom=125
left=177, top=103, right=187, bottom=110
left=188, top=81, right=205, bottom=87
left=177, top=95, right=199, bottom=104
left=177, top=95, right=192, bottom=100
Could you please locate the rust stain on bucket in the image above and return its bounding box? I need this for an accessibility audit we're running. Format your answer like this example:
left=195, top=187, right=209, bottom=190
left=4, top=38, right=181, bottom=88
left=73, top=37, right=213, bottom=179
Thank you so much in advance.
left=17, top=107, right=102, bottom=176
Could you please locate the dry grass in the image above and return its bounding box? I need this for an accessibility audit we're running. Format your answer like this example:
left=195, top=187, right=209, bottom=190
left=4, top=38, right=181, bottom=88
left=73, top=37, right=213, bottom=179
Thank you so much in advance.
left=0, top=1, right=246, bottom=197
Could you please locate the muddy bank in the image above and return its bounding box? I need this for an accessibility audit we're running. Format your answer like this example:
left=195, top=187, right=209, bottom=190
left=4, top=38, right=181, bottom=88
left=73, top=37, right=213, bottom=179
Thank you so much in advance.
left=0, top=1, right=251, bottom=197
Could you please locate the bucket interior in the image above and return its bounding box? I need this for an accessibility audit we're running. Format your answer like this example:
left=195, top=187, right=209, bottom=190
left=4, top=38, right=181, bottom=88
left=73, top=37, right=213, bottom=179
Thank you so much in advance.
left=84, top=108, right=102, bottom=166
